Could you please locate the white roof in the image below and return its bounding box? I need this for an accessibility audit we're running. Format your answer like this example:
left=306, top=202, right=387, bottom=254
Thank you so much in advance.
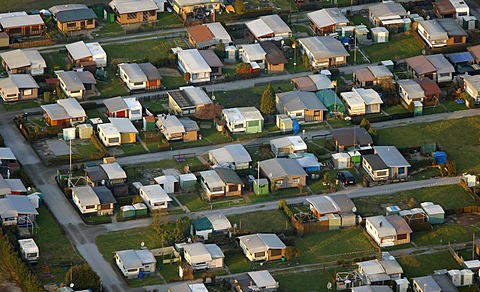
left=241, top=44, right=266, bottom=60
left=238, top=233, right=286, bottom=253
left=124, top=97, right=142, bottom=110
left=157, top=115, right=185, bottom=135
left=246, top=19, right=274, bottom=38
left=200, top=170, right=224, bottom=189
left=140, top=184, right=172, bottom=203
left=85, top=42, right=106, bottom=58
left=116, top=249, right=156, bottom=270
left=180, top=86, right=212, bottom=106
left=367, top=216, right=396, bottom=237
left=18, top=238, right=38, bottom=253
left=57, top=98, right=86, bottom=119
left=464, top=75, right=480, bottom=91
left=73, top=186, right=100, bottom=206
left=209, top=144, right=252, bottom=165
left=341, top=91, right=365, bottom=107
left=425, top=54, right=455, bottom=74
left=100, top=162, right=127, bottom=180
left=309, top=74, right=334, bottom=90
left=418, top=20, right=448, bottom=41
left=109, top=0, right=158, bottom=14
left=0, top=49, right=46, bottom=70
left=259, top=14, right=291, bottom=35
left=299, top=36, right=349, bottom=60
left=353, top=88, right=383, bottom=105
left=5, top=179, right=27, bottom=193
left=0, top=12, right=27, bottom=21
left=307, top=8, right=349, bottom=29
left=154, top=175, right=178, bottom=185
left=184, top=243, right=212, bottom=264
left=108, top=117, right=139, bottom=134
left=206, top=213, right=231, bottom=231
left=204, top=22, right=231, bottom=43
left=0, top=148, right=16, bottom=160
left=374, top=146, right=410, bottom=168
left=118, top=63, right=148, bottom=83
left=248, top=270, right=277, bottom=288
left=179, top=173, right=197, bottom=182
left=0, top=14, right=44, bottom=29
left=223, top=107, right=264, bottom=124
left=397, top=79, right=424, bottom=100
left=178, top=49, right=212, bottom=74
left=332, top=152, right=350, bottom=160
left=98, top=123, right=120, bottom=137
left=270, top=136, right=307, bottom=151
left=371, top=27, right=389, bottom=33
left=65, top=41, right=92, bottom=61
left=421, top=203, right=445, bottom=215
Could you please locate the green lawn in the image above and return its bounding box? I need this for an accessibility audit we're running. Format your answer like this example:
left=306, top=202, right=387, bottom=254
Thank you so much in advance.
left=349, top=14, right=372, bottom=28
left=214, top=81, right=293, bottom=109
left=352, top=185, right=478, bottom=217
left=397, top=251, right=460, bottom=278
left=422, top=105, right=448, bottom=115
left=176, top=194, right=209, bottom=212
left=2, top=0, right=109, bottom=11
left=96, top=22, right=125, bottom=37
left=228, top=210, right=292, bottom=233
left=33, top=206, right=83, bottom=285
left=295, top=228, right=377, bottom=264
left=411, top=223, right=472, bottom=247
left=443, top=100, right=468, bottom=112
left=275, top=268, right=344, bottom=292
left=2, top=100, right=41, bottom=111
left=96, top=76, right=129, bottom=98
left=85, top=108, right=106, bottom=120
left=377, top=116, right=480, bottom=172
left=411, top=167, right=441, bottom=180
left=103, top=38, right=183, bottom=62
left=162, top=76, right=187, bottom=90
left=141, top=99, right=168, bottom=113
left=248, top=188, right=306, bottom=204
left=74, top=143, right=102, bottom=161
left=291, top=24, right=314, bottom=36
left=42, top=52, right=68, bottom=73
left=285, top=57, right=309, bottom=73
left=120, top=143, right=148, bottom=156
left=384, top=104, right=409, bottom=115
left=362, top=32, right=424, bottom=62
left=326, top=118, right=351, bottom=128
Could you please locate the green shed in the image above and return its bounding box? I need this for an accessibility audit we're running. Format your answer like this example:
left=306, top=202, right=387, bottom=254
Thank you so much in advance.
left=253, top=178, right=269, bottom=195
left=190, top=217, right=213, bottom=238
left=143, top=116, right=156, bottom=131
left=133, top=203, right=148, bottom=217
left=121, top=205, right=136, bottom=219
left=103, top=6, right=115, bottom=23
left=327, top=213, right=341, bottom=230
left=348, top=150, right=361, bottom=164
left=179, top=173, right=197, bottom=190
left=421, top=202, right=445, bottom=225
left=316, top=89, right=346, bottom=114
left=92, top=5, right=104, bottom=18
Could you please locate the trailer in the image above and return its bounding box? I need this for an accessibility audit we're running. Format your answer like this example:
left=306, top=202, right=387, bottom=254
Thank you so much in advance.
left=18, top=238, right=39, bottom=263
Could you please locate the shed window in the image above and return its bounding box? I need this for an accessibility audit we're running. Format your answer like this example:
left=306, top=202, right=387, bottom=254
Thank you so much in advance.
left=398, top=167, right=405, bottom=175
left=377, top=170, right=387, bottom=176
left=254, top=252, right=264, bottom=258
left=397, top=233, right=407, bottom=240
left=293, top=178, right=300, bottom=183
left=270, top=249, right=282, bottom=256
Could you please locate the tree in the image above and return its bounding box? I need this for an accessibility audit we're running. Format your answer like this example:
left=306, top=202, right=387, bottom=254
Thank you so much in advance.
left=194, top=103, right=223, bottom=120
left=236, top=63, right=251, bottom=76
left=131, top=195, right=143, bottom=204
left=368, top=127, right=379, bottom=145
left=43, top=92, right=51, bottom=103
left=359, top=118, right=370, bottom=131
left=66, top=263, right=101, bottom=292
left=323, top=172, right=331, bottom=185
left=214, top=41, right=225, bottom=59
left=176, top=216, right=191, bottom=238
left=407, top=101, right=415, bottom=113
left=446, top=160, right=456, bottom=176
left=302, top=53, right=310, bottom=69
left=260, top=83, right=275, bottom=115
left=234, top=0, right=245, bottom=15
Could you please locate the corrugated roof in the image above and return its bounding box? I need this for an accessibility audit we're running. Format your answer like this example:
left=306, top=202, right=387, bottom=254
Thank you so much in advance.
left=438, top=18, right=467, bottom=36
left=330, top=127, right=372, bottom=146
left=199, top=49, right=224, bottom=68
left=246, top=19, right=274, bottom=39
left=270, top=136, right=307, bottom=151
left=215, top=168, right=243, bottom=185
left=448, top=51, right=474, bottom=63
left=49, top=4, right=89, bottom=14
left=73, top=186, right=100, bottom=206
left=259, top=15, right=291, bottom=35
left=386, top=215, right=412, bottom=234
left=140, top=184, right=172, bottom=203
left=119, top=63, right=148, bottom=83
left=104, top=96, right=128, bottom=112
left=248, top=270, right=277, bottom=288
left=57, top=98, right=86, bottom=118
left=259, top=158, right=307, bottom=178
left=204, top=22, right=231, bottom=44
left=419, top=20, right=448, bottom=40
left=369, top=2, right=407, bottom=18
left=367, top=215, right=396, bottom=237
left=157, top=115, right=185, bottom=135
left=307, top=8, right=349, bottom=29
left=65, top=41, right=92, bottom=61
left=100, top=162, right=127, bottom=180
left=138, top=62, right=161, bottom=80
left=0, top=14, right=44, bottom=29
left=206, top=213, right=231, bottom=231
left=209, top=144, right=251, bottom=165
left=414, top=77, right=441, bottom=96
left=200, top=170, right=224, bottom=189
left=57, top=71, right=85, bottom=91
left=241, top=43, right=266, bottom=60
left=93, top=186, right=117, bottom=204
left=55, top=8, right=97, bottom=22
left=0, top=148, right=15, bottom=160
left=405, top=55, right=436, bottom=75
left=238, top=233, right=286, bottom=253
left=109, top=117, right=139, bottom=134
left=179, top=117, right=199, bottom=132
left=178, top=49, right=212, bottom=74
left=109, top=0, right=158, bottom=14
left=397, top=79, right=425, bottom=100
left=299, top=36, right=349, bottom=60
left=354, top=88, right=383, bottom=106
left=425, top=54, right=454, bottom=74
left=355, top=67, right=375, bottom=83
left=260, top=42, right=287, bottom=65
left=375, top=146, right=410, bottom=167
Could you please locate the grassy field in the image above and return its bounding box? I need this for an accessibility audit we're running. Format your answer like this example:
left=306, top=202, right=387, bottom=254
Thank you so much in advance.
left=162, top=76, right=187, bottom=90
left=214, top=81, right=293, bottom=109
left=1, top=100, right=41, bottom=111
left=353, top=185, right=478, bottom=217
left=377, top=116, right=480, bottom=172
left=294, top=228, right=378, bottom=264
left=103, top=38, right=184, bottom=62
left=397, top=251, right=460, bottom=278
left=275, top=268, right=344, bottom=292
left=349, top=14, right=372, bottom=28
left=411, top=223, right=472, bottom=246
left=363, top=32, right=424, bottom=62
left=33, top=206, right=83, bottom=285
left=228, top=210, right=292, bottom=233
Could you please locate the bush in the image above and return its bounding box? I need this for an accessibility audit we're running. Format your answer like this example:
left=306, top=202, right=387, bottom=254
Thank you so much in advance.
left=90, top=134, right=107, bottom=156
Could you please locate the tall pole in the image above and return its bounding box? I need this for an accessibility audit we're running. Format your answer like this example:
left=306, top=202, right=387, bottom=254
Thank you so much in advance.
left=473, top=232, right=476, bottom=260
left=293, top=42, right=296, bottom=74
left=69, top=138, right=72, bottom=185
left=354, top=34, right=357, bottom=65
left=257, top=161, right=260, bottom=194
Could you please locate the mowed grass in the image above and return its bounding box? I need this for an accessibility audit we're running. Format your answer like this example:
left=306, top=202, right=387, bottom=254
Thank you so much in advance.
left=228, top=210, right=292, bottom=233
left=363, top=32, right=424, bottom=62
left=411, top=223, right=472, bottom=246
left=214, top=81, right=293, bottom=109
left=397, top=251, right=460, bottom=278
left=377, top=116, right=480, bottom=172
left=275, top=268, right=345, bottom=292
left=353, top=185, right=478, bottom=217
left=295, top=228, right=377, bottom=264
left=103, top=38, right=184, bottom=62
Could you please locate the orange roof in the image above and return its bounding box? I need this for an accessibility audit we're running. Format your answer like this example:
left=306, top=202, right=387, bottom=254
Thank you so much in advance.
left=405, top=55, right=436, bottom=75
left=354, top=67, right=375, bottom=82
left=186, top=25, right=214, bottom=46
left=467, top=45, right=480, bottom=62
left=433, top=0, right=455, bottom=15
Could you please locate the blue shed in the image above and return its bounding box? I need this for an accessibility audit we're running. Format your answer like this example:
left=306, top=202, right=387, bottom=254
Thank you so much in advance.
left=433, top=151, right=447, bottom=165
left=292, top=120, right=300, bottom=134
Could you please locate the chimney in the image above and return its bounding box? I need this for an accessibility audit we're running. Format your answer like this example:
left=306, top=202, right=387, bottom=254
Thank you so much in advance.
left=379, top=222, right=383, bottom=227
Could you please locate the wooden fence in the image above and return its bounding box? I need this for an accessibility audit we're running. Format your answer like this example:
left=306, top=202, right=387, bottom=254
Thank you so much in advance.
left=459, top=180, right=480, bottom=203
left=449, top=242, right=465, bottom=266
left=10, top=38, right=55, bottom=49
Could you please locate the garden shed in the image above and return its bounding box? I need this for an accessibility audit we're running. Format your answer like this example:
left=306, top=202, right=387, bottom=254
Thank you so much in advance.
left=78, top=123, right=93, bottom=139
left=179, top=173, right=197, bottom=190
left=143, top=116, right=156, bottom=131
left=421, top=202, right=445, bottom=224
left=316, top=89, right=346, bottom=114
left=276, top=114, right=293, bottom=133
left=253, top=178, right=269, bottom=195
left=133, top=203, right=148, bottom=217
left=121, top=205, right=136, bottom=219
left=433, top=151, right=447, bottom=165
left=332, top=152, right=350, bottom=169
left=371, top=27, right=389, bottom=43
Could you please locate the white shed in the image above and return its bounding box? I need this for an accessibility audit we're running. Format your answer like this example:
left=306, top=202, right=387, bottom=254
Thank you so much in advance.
left=332, top=152, right=350, bottom=169
left=371, top=27, right=389, bottom=43
left=85, top=42, right=107, bottom=68
left=27, top=193, right=41, bottom=208
left=153, top=175, right=178, bottom=194
left=18, top=238, right=39, bottom=263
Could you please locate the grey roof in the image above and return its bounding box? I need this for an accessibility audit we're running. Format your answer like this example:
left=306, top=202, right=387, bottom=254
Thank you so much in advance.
left=0, top=15, right=44, bottom=29
left=413, top=276, right=442, bottom=292
left=307, top=8, right=349, bottom=29
left=100, top=162, right=127, bottom=180
left=248, top=270, right=277, bottom=289
left=0, top=195, right=38, bottom=215
left=116, top=249, right=156, bottom=270
left=138, top=62, right=162, bottom=81
left=0, top=49, right=46, bottom=70
left=260, top=42, right=288, bottom=65
left=104, top=96, right=128, bottom=112
left=109, top=0, right=158, bottom=14
left=65, top=41, right=92, bottom=61
left=366, top=216, right=396, bottom=237
left=464, top=75, right=480, bottom=92
left=307, top=195, right=355, bottom=214
left=374, top=146, right=410, bottom=168
left=215, top=168, right=243, bottom=185
left=5, top=179, right=27, bottom=193
left=270, top=136, right=307, bottom=152
left=178, top=49, right=212, bottom=73
left=259, top=158, right=307, bottom=178
left=238, top=233, right=286, bottom=253
left=119, top=63, right=148, bottom=83
left=397, top=79, right=425, bottom=100
left=299, top=36, right=349, bottom=60
left=86, top=166, right=108, bottom=183
left=368, top=65, right=393, bottom=78
left=200, top=170, right=224, bottom=189
left=179, top=117, right=199, bottom=132
left=199, top=50, right=224, bottom=68
left=49, top=4, right=89, bottom=14
left=277, top=91, right=327, bottom=112
left=55, top=8, right=97, bottom=22
left=0, top=148, right=15, bottom=160
left=57, top=98, right=86, bottom=119
left=204, top=243, right=224, bottom=259
left=431, top=274, right=459, bottom=291
left=363, top=154, right=388, bottom=171
left=418, top=20, right=448, bottom=41
left=0, top=176, right=11, bottom=196
left=425, top=54, right=455, bottom=74
left=259, top=15, right=291, bottom=35
left=93, top=186, right=117, bottom=204
left=209, top=144, right=251, bottom=165
left=0, top=74, right=38, bottom=95
left=177, top=86, right=212, bottom=107
left=204, top=22, right=231, bottom=43
left=157, top=115, right=185, bottom=135
left=41, top=104, right=69, bottom=120
left=369, top=2, right=407, bottom=18
left=437, top=18, right=467, bottom=37
left=330, top=127, right=373, bottom=146
left=108, top=117, right=139, bottom=134
left=386, top=215, right=412, bottom=235
left=57, top=71, right=85, bottom=91
left=184, top=243, right=212, bottom=263
left=73, top=186, right=100, bottom=206
left=352, top=286, right=393, bottom=292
